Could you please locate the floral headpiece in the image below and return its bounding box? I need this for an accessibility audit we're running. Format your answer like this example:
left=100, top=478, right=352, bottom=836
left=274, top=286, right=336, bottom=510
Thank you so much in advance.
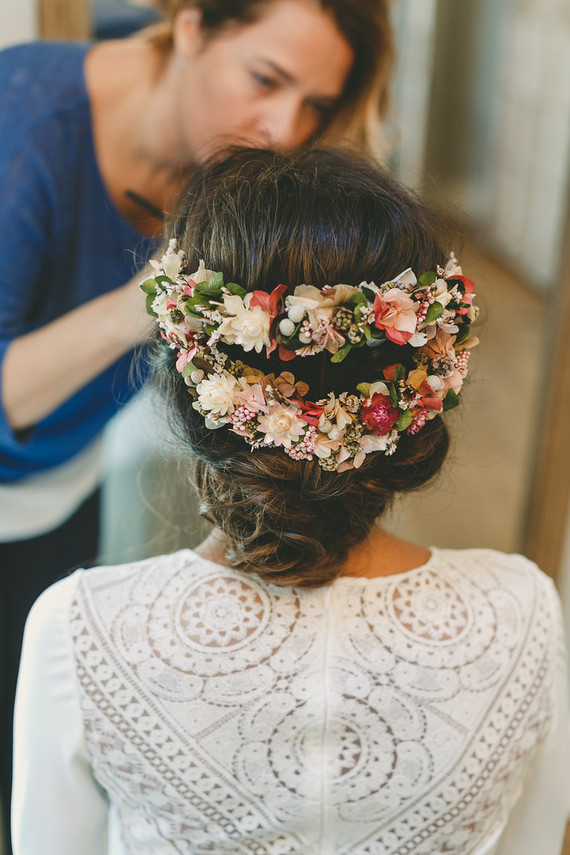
left=141, top=240, right=479, bottom=471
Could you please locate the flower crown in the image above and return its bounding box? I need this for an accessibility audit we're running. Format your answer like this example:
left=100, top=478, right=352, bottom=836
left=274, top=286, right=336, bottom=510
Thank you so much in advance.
left=142, top=240, right=479, bottom=471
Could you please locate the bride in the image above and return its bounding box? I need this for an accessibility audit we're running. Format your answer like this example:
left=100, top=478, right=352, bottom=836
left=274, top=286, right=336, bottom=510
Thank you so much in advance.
left=12, top=148, right=568, bottom=855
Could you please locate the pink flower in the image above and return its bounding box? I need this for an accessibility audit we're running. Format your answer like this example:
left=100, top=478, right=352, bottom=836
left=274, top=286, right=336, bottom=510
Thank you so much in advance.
left=175, top=346, right=197, bottom=373
left=361, top=393, right=399, bottom=435
left=257, top=402, right=305, bottom=448
left=183, top=280, right=196, bottom=297
left=311, top=319, right=346, bottom=354
left=234, top=383, right=268, bottom=414
left=373, top=289, right=419, bottom=345
left=406, top=408, right=429, bottom=435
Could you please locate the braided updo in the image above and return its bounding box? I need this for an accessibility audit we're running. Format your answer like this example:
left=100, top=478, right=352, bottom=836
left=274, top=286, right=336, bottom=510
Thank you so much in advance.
left=154, top=148, right=451, bottom=586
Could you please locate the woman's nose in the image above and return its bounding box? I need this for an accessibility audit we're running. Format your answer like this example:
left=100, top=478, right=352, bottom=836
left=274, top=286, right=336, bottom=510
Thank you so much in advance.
left=258, top=99, right=314, bottom=151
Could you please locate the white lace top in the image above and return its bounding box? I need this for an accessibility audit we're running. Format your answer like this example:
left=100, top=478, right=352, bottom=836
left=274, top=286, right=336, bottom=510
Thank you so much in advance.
left=12, top=548, right=569, bottom=855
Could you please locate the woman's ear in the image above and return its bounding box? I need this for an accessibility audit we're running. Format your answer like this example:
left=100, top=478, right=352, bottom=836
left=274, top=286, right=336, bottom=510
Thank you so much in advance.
left=172, top=7, right=204, bottom=59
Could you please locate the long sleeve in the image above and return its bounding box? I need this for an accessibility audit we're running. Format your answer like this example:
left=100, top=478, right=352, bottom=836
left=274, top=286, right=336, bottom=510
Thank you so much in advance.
left=493, top=581, right=570, bottom=855
left=11, top=571, right=110, bottom=855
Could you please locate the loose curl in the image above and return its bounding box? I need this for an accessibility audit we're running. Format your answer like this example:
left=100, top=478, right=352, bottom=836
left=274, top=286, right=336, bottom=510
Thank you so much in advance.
left=153, top=148, right=453, bottom=586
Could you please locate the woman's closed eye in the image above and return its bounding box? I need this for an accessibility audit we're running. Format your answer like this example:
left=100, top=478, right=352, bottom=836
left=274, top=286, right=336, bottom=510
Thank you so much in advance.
left=306, top=98, right=338, bottom=120
left=251, top=70, right=279, bottom=90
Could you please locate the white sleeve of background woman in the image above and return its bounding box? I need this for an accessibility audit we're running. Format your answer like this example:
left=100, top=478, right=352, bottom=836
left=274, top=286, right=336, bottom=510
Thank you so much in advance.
left=493, top=582, right=570, bottom=855
left=11, top=573, right=109, bottom=855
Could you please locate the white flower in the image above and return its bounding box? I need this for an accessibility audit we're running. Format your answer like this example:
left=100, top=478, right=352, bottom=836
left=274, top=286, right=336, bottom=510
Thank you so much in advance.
left=257, top=402, right=305, bottom=448
left=217, top=294, right=271, bottom=353
left=392, top=267, right=417, bottom=290
left=286, top=285, right=323, bottom=318
left=189, top=259, right=219, bottom=285
left=444, top=252, right=463, bottom=277
left=313, top=433, right=340, bottom=459
left=368, top=381, right=390, bottom=397
left=159, top=239, right=184, bottom=281
left=196, top=372, right=240, bottom=417
left=434, top=279, right=453, bottom=307
left=409, top=330, right=429, bottom=347
left=359, top=432, right=397, bottom=456
left=318, top=283, right=357, bottom=308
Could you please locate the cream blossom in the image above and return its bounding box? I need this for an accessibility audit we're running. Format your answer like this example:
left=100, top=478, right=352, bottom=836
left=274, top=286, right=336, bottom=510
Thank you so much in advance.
left=285, top=285, right=323, bottom=323
left=313, top=433, right=341, bottom=459
left=189, top=259, right=219, bottom=285
left=217, top=294, right=271, bottom=353
left=318, top=283, right=357, bottom=308
left=150, top=238, right=183, bottom=281
left=258, top=402, right=305, bottom=448
left=196, top=372, right=240, bottom=417
left=391, top=267, right=417, bottom=289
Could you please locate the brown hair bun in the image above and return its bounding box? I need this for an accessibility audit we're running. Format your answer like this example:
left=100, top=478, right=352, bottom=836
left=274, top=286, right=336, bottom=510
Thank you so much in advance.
left=155, top=148, right=453, bottom=585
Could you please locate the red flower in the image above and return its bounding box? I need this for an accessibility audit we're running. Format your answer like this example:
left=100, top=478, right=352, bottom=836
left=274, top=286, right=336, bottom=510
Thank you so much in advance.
left=300, top=400, right=325, bottom=426
left=249, top=283, right=287, bottom=317
left=453, top=275, right=475, bottom=315
left=361, top=393, right=399, bottom=435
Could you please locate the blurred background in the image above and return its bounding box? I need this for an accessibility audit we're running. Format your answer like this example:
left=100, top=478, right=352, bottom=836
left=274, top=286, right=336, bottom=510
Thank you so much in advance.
left=1, top=0, right=569, bottom=849
left=3, top=0, right=570, bottom=684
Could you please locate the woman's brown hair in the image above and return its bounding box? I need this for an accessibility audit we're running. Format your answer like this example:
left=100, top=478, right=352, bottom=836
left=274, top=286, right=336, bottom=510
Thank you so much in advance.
left=143, top=0, right=394, bottom=156
left=154, top=148, right=450, bottom=586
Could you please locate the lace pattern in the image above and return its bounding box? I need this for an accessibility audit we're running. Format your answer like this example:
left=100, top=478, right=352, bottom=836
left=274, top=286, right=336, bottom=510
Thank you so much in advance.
left=70, top=548, right=561, bottom=854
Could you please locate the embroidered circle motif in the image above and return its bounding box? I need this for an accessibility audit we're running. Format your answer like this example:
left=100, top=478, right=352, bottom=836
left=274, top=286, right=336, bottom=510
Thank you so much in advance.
left=391, top=572, right=469, bottom=642
left=177, top=577, right=268, bottom=649
left=360, top=568, right=497, bottom=670
left=147, top=570, right=301, bottom=677
left=267, top=702, right=396, bottom=803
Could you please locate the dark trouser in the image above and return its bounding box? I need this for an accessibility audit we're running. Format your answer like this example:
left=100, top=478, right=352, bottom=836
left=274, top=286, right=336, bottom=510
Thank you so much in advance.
left=0, top=490, right=100, bottom=855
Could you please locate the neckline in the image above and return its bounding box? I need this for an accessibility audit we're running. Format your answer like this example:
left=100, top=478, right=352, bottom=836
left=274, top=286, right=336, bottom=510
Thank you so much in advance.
left=182, top=547, right=439, bottom=587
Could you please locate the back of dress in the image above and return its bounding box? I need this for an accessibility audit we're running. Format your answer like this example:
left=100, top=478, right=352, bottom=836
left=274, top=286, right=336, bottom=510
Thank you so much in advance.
left=63, top=547, right=567, bottom=854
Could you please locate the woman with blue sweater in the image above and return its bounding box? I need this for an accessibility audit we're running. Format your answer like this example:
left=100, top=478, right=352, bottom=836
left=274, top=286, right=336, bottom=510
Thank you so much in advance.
left=0, top=0, right=394, bottom=844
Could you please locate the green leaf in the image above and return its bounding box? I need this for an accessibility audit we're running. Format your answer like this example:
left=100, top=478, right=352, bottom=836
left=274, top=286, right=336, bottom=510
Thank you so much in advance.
left=361, top=286, right=377, bottom=302
left=145, top=293, right=158, bottom=318
left=356, top=382, right=371, bottom=396
left=181, top=362, right=196, bottom=378
left=443, top=389, right=461, bottom=411
left=394, top=363, right=406, bottom=382
left=195, top=271, right=224, bottom=295
left=185, top=294, right=210, bottom=309
left=154, top=274, right=173, bottom=286
left=455, top=326, right=470, bottom=345
left=349, top=291, right=368, bottom=308
left=330, top=343, right=352, bottom=363
left=363, top=324, right=372, bottom=340
left=389, top=384, right=398, bottom=407
left=139, top=277, right=158, bottom=296
left=224, top=281, right=247, bottom=298
left=424, top=301, right=444, bottom=323
left=418, top=271, right=436, bottom=287
left=181, top=301, right=204, bottom=318
left=396, top=410, right=413, bottom=431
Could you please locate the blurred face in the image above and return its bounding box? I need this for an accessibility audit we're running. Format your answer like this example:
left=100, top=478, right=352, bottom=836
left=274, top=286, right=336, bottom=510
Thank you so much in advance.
left=171, top=0, right=354, bottom=158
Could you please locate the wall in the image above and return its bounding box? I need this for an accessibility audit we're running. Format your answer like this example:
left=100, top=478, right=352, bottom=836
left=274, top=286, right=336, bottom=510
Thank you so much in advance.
left=0, top=0, right=37, bottom=47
